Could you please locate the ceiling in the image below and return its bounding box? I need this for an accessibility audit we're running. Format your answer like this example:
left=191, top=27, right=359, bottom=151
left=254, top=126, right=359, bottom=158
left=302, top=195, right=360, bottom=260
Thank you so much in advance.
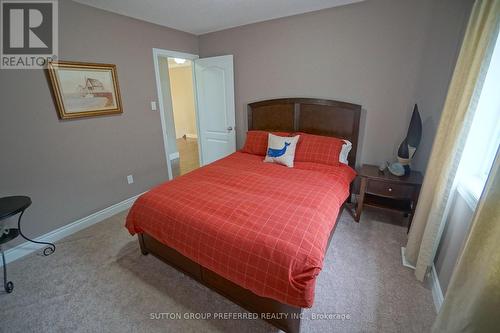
left=74, top=0, right=364, bottom=35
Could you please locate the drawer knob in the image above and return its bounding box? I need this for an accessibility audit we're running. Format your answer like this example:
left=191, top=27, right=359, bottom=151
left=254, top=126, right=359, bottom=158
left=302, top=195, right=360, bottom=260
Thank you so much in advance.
left=388, top=187, right=393, bottom=192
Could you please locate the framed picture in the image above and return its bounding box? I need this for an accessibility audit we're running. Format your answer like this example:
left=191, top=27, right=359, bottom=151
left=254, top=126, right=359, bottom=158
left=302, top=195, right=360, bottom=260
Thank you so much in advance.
left=47, top=61, right=123, bottom=119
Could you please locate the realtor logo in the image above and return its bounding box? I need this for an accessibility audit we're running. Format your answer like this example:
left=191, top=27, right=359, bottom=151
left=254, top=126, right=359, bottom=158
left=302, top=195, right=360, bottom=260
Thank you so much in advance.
left=1, top=0, right=58, bottom=69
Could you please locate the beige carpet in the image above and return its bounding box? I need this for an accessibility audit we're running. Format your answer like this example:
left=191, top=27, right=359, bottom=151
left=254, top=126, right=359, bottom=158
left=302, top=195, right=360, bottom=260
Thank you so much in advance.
left=0, top=207, right=435, bottom=332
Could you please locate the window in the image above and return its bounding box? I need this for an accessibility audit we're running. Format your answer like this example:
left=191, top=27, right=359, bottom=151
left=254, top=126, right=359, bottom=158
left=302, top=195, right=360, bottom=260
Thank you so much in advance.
left=457, top=30, right=500, bottom=205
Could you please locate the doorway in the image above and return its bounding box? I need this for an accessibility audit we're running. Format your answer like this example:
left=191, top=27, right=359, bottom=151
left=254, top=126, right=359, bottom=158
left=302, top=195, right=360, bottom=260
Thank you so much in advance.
left=153, top=48, right=236, bottom=180
left=153, top=49, right=201, bottom=179
left=167, top=57, right=200, bottom=177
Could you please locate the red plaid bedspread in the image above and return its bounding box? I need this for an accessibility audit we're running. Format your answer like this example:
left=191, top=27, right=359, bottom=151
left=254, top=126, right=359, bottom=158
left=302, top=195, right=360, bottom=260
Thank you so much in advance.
left=126, top=152, right=355, bottom=307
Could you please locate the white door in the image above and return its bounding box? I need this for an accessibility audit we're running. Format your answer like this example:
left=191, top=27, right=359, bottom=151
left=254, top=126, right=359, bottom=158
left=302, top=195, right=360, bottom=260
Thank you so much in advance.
left=194, top=55, right=236, bottom=165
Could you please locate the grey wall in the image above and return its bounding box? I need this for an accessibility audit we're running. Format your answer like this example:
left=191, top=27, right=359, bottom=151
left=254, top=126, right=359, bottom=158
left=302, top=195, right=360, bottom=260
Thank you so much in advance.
left=412, top=0, right=474, bottom=172
left=199, top=0, right=472, bottom=171
left=0, top=0, right=198, bottom=247
left=434, top=190, right=475, bottom=293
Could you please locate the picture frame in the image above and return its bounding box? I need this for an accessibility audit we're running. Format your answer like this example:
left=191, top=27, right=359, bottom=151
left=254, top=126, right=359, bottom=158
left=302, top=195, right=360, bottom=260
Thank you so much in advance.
left=47, top=61, right=123, bottom=119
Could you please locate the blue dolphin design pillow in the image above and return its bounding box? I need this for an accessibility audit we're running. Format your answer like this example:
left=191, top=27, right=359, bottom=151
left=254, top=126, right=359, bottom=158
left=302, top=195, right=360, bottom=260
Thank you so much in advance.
left=264, top=133, right=300, bottom=167
left=267, top=142, right=290, bottom=157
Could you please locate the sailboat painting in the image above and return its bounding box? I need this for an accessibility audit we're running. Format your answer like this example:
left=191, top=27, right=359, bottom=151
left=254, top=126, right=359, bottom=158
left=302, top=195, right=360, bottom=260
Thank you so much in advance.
left=48, top=61, right=123, bottom=119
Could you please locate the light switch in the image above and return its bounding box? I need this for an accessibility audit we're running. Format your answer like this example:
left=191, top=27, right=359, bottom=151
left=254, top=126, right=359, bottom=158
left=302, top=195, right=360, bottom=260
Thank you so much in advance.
left=127, top=175, right=134, bottom=184
left=151, top=101, right=157, bottom=111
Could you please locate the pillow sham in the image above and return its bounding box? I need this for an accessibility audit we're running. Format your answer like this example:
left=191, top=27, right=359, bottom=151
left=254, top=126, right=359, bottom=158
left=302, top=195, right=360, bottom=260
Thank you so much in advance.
left=294, top=132, right=344, bottom=166
left=241, top=130, right=290, bottom=156
left=339, top=140, right=353, bottom=165
left=264, top=133, right=300, bottom=167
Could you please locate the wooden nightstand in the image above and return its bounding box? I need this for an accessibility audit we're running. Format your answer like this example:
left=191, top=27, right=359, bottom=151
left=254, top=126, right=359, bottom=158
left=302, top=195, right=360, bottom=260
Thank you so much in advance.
left=354, top=165, right=423, bottom=231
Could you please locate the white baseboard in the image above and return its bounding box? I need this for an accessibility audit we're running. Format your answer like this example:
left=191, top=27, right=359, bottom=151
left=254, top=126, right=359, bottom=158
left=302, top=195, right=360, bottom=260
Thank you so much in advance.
left=401, top=247, right=416, bottom=269
left=1, top=192, right=144, bottom=267
left=169, top=152, right=180, bottom=160
left=430, top=264, right=444, bottom=312
left=186, top=133, right=198, bottom=139
left=401, top=247, right=444, bottom=312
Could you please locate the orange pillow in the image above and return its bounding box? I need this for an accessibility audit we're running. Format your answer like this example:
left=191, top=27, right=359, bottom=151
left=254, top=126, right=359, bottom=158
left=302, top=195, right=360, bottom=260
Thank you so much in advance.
left=293, top=132, right=344, bottom=166
left=241, top=130, right=290, bottom=156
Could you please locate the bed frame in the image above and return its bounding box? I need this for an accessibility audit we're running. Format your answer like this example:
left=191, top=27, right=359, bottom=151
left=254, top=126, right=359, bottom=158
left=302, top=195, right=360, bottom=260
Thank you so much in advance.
left=138, top=98, right=361, bottom=333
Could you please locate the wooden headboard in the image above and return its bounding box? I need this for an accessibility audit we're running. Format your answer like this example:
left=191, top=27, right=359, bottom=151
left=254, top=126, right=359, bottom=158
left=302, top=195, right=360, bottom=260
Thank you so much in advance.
left=247, top=98, right=362, bottom=168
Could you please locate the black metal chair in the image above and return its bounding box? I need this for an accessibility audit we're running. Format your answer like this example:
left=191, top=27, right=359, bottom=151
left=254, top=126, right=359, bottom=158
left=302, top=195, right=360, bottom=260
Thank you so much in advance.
left=0, top=196, right=55, bottom=293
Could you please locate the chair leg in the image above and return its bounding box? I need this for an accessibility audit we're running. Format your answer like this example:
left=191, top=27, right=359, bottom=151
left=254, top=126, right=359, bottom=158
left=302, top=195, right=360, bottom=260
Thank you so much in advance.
left=17, top=210, right=55, bottom=256
left=1, top=247, right=14, bottom=293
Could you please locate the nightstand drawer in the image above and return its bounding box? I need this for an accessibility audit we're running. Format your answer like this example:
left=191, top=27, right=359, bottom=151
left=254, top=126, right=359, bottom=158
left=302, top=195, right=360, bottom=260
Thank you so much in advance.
left=366, top=180, right=414, bottom=199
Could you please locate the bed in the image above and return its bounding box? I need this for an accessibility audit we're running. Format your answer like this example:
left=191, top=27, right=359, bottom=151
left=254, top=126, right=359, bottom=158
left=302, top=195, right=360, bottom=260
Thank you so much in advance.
left=126, top=98, right=361, bottom=332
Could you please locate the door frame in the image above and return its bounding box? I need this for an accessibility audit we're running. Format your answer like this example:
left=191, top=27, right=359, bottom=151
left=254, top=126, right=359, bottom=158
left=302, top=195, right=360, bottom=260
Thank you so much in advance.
left=152, top=48, right=202, bottom=180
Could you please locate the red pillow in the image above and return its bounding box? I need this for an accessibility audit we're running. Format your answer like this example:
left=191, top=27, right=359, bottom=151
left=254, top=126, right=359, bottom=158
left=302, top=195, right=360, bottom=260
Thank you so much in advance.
left=293, top=132, right=344, bottom=166
left=241, top=130, right=290, bottom=156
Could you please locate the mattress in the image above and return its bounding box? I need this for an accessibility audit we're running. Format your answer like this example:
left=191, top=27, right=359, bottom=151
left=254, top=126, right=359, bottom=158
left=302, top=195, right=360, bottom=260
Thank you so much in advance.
left=126, top=151, right=355, bottom=307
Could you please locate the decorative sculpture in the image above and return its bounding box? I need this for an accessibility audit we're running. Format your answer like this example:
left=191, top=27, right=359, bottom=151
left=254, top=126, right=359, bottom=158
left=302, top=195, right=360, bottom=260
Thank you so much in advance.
left=389, top=104, right=422, bottom=176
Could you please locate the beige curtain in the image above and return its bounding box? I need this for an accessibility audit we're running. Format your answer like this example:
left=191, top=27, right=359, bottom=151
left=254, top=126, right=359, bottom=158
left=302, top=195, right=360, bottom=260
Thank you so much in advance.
left=404, top=0, right=500, bottom=281
left=432, top=148, right=500, bottom=332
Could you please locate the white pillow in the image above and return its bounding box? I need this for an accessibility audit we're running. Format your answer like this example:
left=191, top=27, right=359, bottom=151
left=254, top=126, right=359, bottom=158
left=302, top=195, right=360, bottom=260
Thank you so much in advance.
left=339, top=140, right=352, bottom=165
left=264, top=133, right=300, bottom=167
